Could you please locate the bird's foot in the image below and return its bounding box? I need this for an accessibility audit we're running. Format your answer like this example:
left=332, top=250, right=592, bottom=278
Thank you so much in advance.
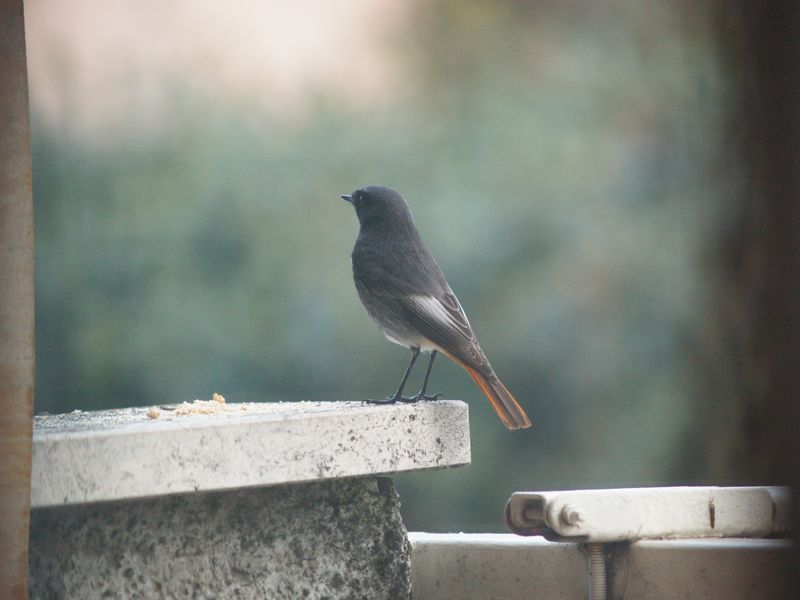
left=365, top=394, right=414, bottom=405
left=399, top=393, right=446, bottom=404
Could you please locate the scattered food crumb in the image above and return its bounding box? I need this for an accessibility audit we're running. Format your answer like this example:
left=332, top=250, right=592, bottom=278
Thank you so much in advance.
left=147, top=406, right=161, bottom=420
left=173, top=393, right=241, bottom=416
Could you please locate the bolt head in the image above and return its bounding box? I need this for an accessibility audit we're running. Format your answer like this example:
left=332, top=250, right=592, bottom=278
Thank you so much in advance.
left=560, top=505, right=583, bottom=526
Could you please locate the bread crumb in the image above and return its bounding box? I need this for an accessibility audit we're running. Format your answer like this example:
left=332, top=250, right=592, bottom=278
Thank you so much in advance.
left=147, top=406, right=161, bottom=419
left=173, top=393, right=240, bottom=416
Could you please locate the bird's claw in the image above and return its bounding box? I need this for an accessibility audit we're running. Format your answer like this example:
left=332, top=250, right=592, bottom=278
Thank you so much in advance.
left=399, top=393, right=446, bottom=403
left=365, top=395, right=411, bottom=405
left=366, top=392, right=445, bottom=405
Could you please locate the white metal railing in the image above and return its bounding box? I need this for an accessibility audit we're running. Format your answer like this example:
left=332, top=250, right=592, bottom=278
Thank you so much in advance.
left=505, top=486, right=791, bottom=600
left=410, top=486, right=794, bottom=600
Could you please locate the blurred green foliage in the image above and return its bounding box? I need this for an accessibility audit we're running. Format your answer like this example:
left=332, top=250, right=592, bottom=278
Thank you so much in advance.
left=32, top=1, right=735, bottom=531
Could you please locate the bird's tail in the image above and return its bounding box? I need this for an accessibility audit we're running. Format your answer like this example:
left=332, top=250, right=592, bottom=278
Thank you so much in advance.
left=464, top=366, right=531, bottom=430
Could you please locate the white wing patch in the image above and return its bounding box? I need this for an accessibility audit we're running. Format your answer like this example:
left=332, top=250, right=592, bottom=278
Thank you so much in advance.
left=407, top=293, right=483, bottom=362
left=409, top=295, right=462, bottom=330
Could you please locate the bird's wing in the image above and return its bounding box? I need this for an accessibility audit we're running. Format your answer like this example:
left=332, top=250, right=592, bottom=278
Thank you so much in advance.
left=398, top=291, right=492, bottom=374
left=352, top=244, right=490, bottom=371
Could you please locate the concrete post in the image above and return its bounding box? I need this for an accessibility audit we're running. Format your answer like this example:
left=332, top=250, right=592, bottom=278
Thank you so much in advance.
left=28, top=400, right=470, bottom=598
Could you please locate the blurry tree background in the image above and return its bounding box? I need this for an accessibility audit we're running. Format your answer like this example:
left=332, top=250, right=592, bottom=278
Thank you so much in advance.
left=28, top=0, right=752, bottom=531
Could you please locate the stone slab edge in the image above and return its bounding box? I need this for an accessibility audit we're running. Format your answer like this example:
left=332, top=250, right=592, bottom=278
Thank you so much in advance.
left=32, top=400, right=470, bottom=507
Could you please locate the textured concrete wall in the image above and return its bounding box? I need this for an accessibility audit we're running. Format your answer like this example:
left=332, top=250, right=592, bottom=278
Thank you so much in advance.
left=29, top=477, right=410, bottom=599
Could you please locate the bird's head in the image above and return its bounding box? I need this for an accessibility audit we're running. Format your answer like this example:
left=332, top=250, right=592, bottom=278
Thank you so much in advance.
left=341, top=185, right=414, bottom=230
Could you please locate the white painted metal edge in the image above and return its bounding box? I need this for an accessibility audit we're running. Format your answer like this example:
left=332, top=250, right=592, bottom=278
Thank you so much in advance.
left=409, top=533, right=587, bottom=600
left=409, top=533, right=795, bottom=600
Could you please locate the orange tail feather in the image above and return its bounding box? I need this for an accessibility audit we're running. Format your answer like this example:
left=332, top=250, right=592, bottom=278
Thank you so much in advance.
left=464, top=366, right=531, bottom=430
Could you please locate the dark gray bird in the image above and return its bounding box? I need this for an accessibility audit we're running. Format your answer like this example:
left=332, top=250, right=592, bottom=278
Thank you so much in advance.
left=341, top=185, right=531, bottom=430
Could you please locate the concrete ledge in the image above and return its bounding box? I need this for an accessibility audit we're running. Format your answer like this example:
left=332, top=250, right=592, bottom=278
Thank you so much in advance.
left=33, top=400, right=470, bottom=507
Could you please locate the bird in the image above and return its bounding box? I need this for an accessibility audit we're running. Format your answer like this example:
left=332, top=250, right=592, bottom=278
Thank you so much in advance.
left=341, top=185, right=531, bottom=430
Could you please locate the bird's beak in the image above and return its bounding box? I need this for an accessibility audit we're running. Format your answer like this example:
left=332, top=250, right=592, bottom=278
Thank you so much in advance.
left=340, top=194, right=352, bottom=203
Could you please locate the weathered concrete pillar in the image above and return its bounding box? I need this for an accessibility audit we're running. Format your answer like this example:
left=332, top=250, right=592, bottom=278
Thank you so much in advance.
left=28, top=400, right=470, bottom=599
left=31, top=478, right=409, bottom=599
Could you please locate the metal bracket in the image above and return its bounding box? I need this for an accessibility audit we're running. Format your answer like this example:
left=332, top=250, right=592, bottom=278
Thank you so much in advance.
left=505, top=486, right=791, bottom=543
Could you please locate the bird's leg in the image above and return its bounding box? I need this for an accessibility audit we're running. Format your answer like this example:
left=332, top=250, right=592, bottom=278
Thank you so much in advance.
left=367, top=347, right=420, bottom=404
left=403, top=350, right=445, bottom=403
